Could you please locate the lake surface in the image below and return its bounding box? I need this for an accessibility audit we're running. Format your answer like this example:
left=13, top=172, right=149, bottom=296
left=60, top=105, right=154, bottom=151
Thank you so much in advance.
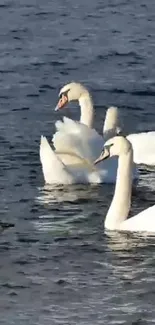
left=0, top=0, right=155, bottom=324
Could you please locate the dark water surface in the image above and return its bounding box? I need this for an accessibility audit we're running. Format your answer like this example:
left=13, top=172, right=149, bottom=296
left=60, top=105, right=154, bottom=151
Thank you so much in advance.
left=0, top=0, right=155, bottom=324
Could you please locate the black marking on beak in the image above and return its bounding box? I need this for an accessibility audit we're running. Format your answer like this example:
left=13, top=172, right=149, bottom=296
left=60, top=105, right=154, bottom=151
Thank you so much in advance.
left=59, top=88, right=70, bottom=99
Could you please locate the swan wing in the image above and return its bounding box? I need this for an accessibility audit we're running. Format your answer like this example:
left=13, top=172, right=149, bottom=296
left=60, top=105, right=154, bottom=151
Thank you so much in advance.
left=52, top=117, right=103, bottom=162
left=127, top=132, right=155, bottom=165
left=120, top=205, right=155, bottom=233
left=52, top=117, right=137, bottom=183
left=40, top=136, right=108, bottom=184
left=40, top=135, right=74, bottom=184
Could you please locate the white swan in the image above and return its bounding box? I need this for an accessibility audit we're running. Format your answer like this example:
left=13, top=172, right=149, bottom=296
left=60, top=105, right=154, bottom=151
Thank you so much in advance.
left=40, top=106, right=121, bottom=184
left=94, top=135, right=155, bottom=233
left=53, top=82, right=119, bottom=163
left=40, top=82, right=138, bottom=184
left=127, top=132, right=155, bottom=166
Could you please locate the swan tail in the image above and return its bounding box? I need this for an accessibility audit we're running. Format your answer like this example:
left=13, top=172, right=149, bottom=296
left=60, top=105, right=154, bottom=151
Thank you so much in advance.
left=40, top=136, right=73, bottom=184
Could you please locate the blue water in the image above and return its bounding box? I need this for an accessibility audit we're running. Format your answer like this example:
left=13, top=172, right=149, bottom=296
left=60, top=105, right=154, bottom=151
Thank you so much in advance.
left=0, top=0, right=155, bottom=324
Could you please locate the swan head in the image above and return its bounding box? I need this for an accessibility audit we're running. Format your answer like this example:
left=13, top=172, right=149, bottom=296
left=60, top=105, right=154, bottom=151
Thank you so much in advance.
left=55, top=82, right=88, bottom=111
left=94, top=136, right=132, bottom=165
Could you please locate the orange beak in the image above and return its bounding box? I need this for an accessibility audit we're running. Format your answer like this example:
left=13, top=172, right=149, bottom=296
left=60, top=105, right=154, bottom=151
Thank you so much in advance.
left=55, top=94, right=68, bottom=111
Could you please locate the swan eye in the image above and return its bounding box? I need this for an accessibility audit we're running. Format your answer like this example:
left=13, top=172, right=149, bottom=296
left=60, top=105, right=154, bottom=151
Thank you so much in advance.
left=59, top=89, right=70, bottom=99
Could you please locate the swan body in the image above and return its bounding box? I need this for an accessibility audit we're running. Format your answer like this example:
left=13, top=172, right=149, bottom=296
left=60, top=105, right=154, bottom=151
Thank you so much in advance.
left=127, top=132, right=155, bottom=166
left=40, top=136, right=117, bottom=184
left=95, top=136, right=155, bottom=233
left=40, top=106, right=122, bottom=184
left=119, top=205, right=155, bottom=232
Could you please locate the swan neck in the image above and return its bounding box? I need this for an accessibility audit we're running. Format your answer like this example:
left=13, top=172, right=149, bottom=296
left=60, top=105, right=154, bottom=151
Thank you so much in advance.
left=103, top=107, right=119, bottom=141
left=79, top=94, right=94, bottom=128
left=105, top=149, right=133, bottom=230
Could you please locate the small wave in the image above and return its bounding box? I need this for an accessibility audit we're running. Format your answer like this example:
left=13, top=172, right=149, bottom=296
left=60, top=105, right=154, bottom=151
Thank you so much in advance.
left=49, top=61, right=66, bottom=66
left=40, top=84, right=55, bottom=90
left=97, top=51, right=143, bottom=61
left=131, top=90, right=155, bottom=96
left=12, top=107, right=29, bottom=111
left=2, top=283, right=28, bottom=289
left=108, top=88, right=155, bottom=97
left=0, top=4, right=11, bottom=8
left=0, top=70, right=14, bottom=74
left=26, top=93, right=39, bottom=97
left=35, top=11, right=50, bottom=16
left=31, top=62, right=45, bottom=67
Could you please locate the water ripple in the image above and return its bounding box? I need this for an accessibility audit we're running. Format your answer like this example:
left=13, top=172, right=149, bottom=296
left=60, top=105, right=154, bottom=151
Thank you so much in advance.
left=0, top=0, right=155, bottom=324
